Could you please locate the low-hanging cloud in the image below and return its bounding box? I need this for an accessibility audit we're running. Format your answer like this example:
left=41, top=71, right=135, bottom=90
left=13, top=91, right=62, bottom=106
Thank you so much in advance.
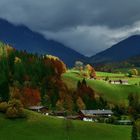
left=0, top=0, right=140, bottom=56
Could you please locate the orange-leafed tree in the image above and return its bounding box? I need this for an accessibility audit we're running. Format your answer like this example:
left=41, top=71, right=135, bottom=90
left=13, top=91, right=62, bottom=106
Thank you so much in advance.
left=76, top=96, right=86, bottom=110
left=45, top=55, right=66, bottom=78
left=86, top=64, right=96, bottom=79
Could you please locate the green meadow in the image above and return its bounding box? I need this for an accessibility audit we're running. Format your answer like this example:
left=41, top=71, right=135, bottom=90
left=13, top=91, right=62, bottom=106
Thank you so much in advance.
left=0, top=111, right=131, bottom=140
left=63, top=70, right=140, bottom=105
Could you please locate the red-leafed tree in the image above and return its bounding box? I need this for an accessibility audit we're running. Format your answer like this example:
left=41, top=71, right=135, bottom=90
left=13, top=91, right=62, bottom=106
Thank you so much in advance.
left=21, top=87, right=41, bottom=107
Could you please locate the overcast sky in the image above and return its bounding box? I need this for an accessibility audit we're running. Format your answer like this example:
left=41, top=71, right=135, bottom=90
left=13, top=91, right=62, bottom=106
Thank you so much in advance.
left=0, top=0, right=140, bottom=56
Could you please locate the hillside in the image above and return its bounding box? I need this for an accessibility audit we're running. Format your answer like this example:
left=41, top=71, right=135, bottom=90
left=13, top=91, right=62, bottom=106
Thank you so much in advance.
left=115, top=54, right=140, bottom=68
left=90, top=35, right=140, bottom=64
left=94, top=55, right=140, bottom=72
left=62, top=70, right=140, bottom=105
left=0, top=18, right=86, bottom=67
left=0, top=110, right=131, bottom=140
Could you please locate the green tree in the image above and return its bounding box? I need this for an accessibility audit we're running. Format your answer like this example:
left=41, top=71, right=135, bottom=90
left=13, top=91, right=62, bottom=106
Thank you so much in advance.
left=0, top=72, right=9, bottom=101
left=131, top=123, right=138, bottom=140
left=13, top=61, right=26, bottom=84
left=82, top=78, right=87, bottom=86
left=75, top=61, right=84, bottom=71
left=128, top=93, right=140, bottom=120
left=128, top=69, right=139, bottom=77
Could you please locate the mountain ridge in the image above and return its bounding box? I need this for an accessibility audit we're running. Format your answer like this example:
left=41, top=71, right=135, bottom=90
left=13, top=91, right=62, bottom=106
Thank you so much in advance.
left=0, top=18, right=87, bottom=67
left=90, top=35, right=140, bottom=65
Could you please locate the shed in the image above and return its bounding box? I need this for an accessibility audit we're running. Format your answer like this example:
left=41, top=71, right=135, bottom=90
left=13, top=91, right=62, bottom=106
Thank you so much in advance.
left=28, top=106, right=49, bottom=115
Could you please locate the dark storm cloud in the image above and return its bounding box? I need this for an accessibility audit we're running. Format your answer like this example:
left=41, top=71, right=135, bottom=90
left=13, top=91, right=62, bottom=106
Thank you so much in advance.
left=0, top=0, right=140, bottom=56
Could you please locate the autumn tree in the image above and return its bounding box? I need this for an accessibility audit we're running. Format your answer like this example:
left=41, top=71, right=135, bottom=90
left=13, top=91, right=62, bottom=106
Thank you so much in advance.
left=86, top=64, right=96, bottom=79
left=46, top=55, right=66, bottom=78
left=76, top=97, right=86, bottom=110
left=75, top=79, right=96, bottom=109
left=21, top=87, right=41, bottom=107
left=64, top=94, right=74, bottom=114
left=56, top=85, right=74, bottom=114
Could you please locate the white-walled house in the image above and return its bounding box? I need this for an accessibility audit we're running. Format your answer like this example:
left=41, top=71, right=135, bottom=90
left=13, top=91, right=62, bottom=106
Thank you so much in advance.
left=79, top=109, right=113, bottom=121
left=109, top=80, right=128, bottom=85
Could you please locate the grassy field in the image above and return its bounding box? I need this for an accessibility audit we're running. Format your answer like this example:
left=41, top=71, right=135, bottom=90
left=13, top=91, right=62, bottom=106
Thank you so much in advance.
left=96, top=71, right=125, bottom=77
left=108, top=77, right=140, bottom=85
left=67, top=70, right=125, bottom=78
left=96, top=71, right=140, bottom=85
left=0, top=111, right=131, bottom=140
left=62, top=70, right=140, bottom=105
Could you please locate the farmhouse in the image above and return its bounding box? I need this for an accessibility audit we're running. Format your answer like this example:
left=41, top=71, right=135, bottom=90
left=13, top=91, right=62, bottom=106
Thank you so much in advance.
left=79, top=110, right=113, bottom=121
left=109, top=80, right=128, bottom=85
left=28, top=106, right=49, bottom=115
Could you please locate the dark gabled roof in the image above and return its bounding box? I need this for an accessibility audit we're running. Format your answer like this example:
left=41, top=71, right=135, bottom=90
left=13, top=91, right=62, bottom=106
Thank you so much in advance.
left=80, top=110, right=113, bottom=115
left=28, top=106, right=48, bottom=110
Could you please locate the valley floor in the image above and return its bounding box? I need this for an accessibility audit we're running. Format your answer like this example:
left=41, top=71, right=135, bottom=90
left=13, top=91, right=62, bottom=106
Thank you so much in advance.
left=0, top=111, right=131, bottom=140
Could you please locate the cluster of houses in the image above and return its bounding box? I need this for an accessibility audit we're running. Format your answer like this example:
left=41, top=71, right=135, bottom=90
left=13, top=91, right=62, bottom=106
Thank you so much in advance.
left=29, top=106, right=113, bottom=121
left=109, top=80, right=128, bottom=85
left=28, top=106, right=132, bottom=125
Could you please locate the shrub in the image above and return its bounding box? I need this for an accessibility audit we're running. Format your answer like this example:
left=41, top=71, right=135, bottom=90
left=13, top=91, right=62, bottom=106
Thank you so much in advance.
left=6, top=99, right=25, bottom=119
left=6, top=107, right=18, bottom=118
left=8, top=99, right=23, bottom=108
left=98, top=117, right=105, bottom=123
left=106, top=116, right=118, bottom=124
left=0, top=102, right=8, bottom=112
